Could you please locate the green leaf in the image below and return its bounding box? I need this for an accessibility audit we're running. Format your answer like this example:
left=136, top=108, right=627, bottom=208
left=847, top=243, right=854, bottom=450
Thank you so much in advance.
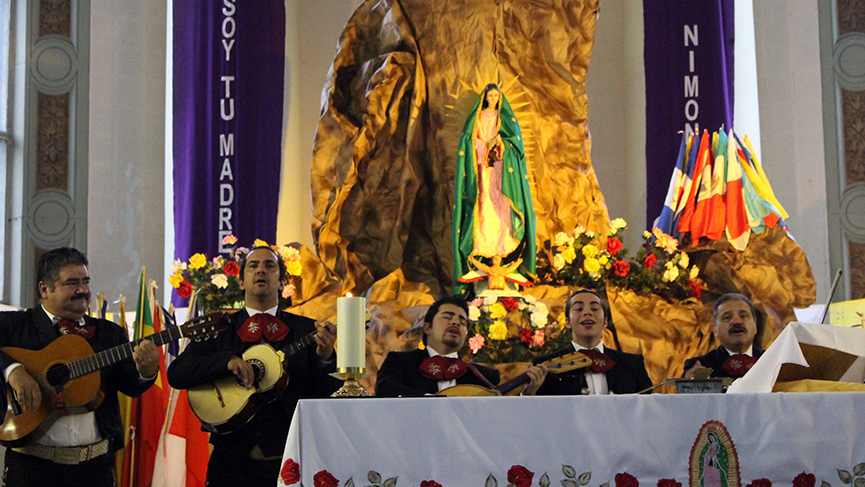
left=855, top=464, right=865, bottom=477
left=579, top=472, right=592, bottom=485
left=822, top=482, right=832, bottom=487
left=383, top=477, right=398, bottom=487
left=839, top=470, right=853, bottom=484
left=486, top=474, right=498, bottom=487
left=539, top=473, right=550, bottom=487
left=600, top=482, right=610, bottom=487
left=368, top=471, right=382, bottom=484
left=854, top=478, right=865, bottom=487
left=345, top=479, right=355, bottom=487
left=561, top=480, right=579, bottom=487
left=563, top=465, right=576, bottom=478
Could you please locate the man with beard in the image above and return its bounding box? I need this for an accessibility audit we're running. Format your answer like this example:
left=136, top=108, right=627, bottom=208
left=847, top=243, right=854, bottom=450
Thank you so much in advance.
left=375, top=295, right=547, bottom=396
left=683, top=293, right=764, bottom=379
left=0, top=247, right=160, bottom=487
left=533, top=289, right=652, bottom=395
left=168, top=246, right=341, bottom=487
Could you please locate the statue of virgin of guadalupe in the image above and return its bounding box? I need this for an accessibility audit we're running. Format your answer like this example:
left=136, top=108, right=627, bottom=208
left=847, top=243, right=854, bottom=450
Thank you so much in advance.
left=452, top=83, right=537, bottom=294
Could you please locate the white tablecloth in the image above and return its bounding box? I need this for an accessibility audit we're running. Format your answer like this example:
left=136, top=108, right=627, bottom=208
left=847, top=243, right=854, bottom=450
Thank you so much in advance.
left=280, top=393, right=865, bottom=486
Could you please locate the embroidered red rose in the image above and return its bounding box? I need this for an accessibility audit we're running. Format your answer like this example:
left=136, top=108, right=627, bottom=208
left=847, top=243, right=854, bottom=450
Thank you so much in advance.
left=519, top=327, right=533, bottom=343
left=420, top=481, right=442, bottom=487
left=644, top=254, right=658, bottom=268
left=508, top=465, right=534, bottom=487
left=687, top=280, right=702, bottom=298
left=223, top=261, right=240, bottom=277
left=746, top=479, right=772, bottom=487
left=657, top=479, right=681, bottom=487
left=501, top=297, right=520, bottom=311
left=615, top=472, right=639, bottom=487
left=280, top=459, right=300, bottom=485
left=793, top=472, right=815, bottom=487
left=613, top=260, right=630, bottom=276
left=607, top=237, right=623, bottom=255
left=177, top=280, right=194, bottom=299
left=313, top=470, right=339, bottom=487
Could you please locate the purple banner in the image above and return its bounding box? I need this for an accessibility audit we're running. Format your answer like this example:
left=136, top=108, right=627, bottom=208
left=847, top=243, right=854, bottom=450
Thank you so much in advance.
left=644, top=0, right=734, bottom=227
left=173, top=0, right=285, bottom=303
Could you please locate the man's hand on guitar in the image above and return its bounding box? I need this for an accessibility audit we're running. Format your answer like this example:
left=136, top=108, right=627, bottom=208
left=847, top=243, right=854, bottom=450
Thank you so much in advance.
left=8, top=366, right=41, bottom=413
left=314, top=320, right=336, bottom=361
left=228, top=355, right=255, bottom=388
left=132, top=339, right=161, bottom=379
left=520, top=364, right=548, bottom=396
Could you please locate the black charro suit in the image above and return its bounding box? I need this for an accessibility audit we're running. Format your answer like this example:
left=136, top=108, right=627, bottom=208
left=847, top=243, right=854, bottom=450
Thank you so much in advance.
left=683, top=345, right=765, bottom=378
left=533, top=344, right=653, bottom=395
left=375, top=348, right=501, bottom=397
left=0, top=307, right=156, bottom=451
left=167, top=309, right=341, bottom=459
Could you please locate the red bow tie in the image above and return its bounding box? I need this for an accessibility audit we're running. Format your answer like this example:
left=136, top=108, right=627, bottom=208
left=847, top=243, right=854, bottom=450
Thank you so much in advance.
left=237, top=313, right=290, bottom=343
left=419, top=356, right=468, bottom=381
left=578, top=349, right=616, bottom=373
left=721, top=353, right=757, bottom=377
left=55, top=319, right=96, bottom=340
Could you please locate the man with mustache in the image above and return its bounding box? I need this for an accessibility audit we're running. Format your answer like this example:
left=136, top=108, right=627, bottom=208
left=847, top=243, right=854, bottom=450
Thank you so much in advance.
left=683, top=293, right=764, bottom=379
left=168, top=246, right=341, bottom=487
left=0, top=247, right=160, bottom=487
left=533, top=289, right=653, bottom=395
left=375, top=295, right=547, bottom=396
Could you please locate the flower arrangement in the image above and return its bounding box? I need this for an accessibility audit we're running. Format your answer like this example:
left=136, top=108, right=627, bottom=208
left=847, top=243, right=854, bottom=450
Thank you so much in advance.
left=538, top=219, right=704, bottom=301
left=169, top=236, right=303, bottom=313
left=459, top=294, right=572, bottom=363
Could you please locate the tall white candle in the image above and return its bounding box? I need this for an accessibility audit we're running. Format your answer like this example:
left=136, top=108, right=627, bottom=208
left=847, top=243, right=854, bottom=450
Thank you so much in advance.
left=336, top=296, right=366, bottom=369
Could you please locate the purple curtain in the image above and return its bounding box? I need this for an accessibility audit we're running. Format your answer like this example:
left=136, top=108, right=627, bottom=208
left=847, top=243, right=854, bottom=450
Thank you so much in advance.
left=173, top=1, right=285, bottom=305
left=643, top=0, right=734, bottom=227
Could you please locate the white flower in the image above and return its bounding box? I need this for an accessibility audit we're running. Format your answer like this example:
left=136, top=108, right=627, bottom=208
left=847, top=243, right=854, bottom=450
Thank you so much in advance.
left=678, top=252, right=689, bottom=268
left=171, top=259, right=187, bottom=273
left=483, top=296, right=498, bottom=307
left=533, top=301, right=549, bottom=317
left=211, top=273, right=228, bottom=289
left=523, top=294, right=537, bottom=304
left=552, top=253, right=566, bottom=271
left=610, top=218, right=627, bottom=231
left=468, top=305, right=481, bottom=321
left=554, top=232, right=570, bottom=247
left=530, top=311, right=548, bottom=328
left=518, top=302, right=527, bottom=310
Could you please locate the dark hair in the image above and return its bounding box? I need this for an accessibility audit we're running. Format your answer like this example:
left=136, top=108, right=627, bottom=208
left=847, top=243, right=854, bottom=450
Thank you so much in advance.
left=239, top=246, right=287, bottom=282
left=711, top=293, right=756, bottom=325
left=565, top=288, right=609, bottom=322
left=37, top=248, right=89, bottom=291
left=421, top=295, right=469, bottom=344
left=481, top=83, right=501, bottom=110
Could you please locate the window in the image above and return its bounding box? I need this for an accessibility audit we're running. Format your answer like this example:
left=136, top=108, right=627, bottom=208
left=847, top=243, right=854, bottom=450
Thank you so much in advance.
left=0, top=0, right=11, bottom=301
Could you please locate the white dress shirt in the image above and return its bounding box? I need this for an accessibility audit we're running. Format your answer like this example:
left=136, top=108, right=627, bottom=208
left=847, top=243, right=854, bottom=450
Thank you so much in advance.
left=573, top=341, right=609, bottom=395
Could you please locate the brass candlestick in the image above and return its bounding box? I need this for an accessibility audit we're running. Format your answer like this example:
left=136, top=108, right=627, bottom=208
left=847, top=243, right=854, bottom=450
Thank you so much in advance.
left=330, top=367, right=372, bottom=397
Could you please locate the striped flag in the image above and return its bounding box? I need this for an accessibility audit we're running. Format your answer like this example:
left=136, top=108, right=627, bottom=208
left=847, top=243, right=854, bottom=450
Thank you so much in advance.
left=724, top=129, right=750, bottom=250
left=655, top=132, right=689, bottom=235
left=677, top=130, right=711, bottom=237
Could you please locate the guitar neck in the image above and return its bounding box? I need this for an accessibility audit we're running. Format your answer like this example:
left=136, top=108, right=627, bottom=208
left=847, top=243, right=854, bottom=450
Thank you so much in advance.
left=279, top=330, right=318, bottom=359
left=495, top=360, right=587, bottom=396
left=67, top=326, right=186, bottom=379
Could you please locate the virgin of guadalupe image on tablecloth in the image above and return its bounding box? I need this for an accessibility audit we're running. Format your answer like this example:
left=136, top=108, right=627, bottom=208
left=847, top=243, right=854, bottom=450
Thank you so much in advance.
left=452, top=83, right=537, bottom=295
left=689, top=421, right=740, bottom=487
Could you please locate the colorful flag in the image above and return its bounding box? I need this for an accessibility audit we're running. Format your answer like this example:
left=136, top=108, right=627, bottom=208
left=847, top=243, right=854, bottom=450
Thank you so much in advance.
left=654, top=132, right=689, bottom=235
left=724, top=129, right=750, bottom=250
left=121, top=271, right=169, bottom=487
left=677, top=130, right=711, bottom=236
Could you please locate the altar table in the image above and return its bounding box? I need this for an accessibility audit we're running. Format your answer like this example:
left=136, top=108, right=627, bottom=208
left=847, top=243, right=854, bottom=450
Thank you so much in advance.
left=280, top=393, right=865, bottom=487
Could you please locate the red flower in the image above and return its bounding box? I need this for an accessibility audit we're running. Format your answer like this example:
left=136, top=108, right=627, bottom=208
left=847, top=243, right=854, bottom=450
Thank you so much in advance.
left=420, top=481, right=442, bottom=487
left=687, top=280, right=702, bottom=298
left=613, top=260, right=630, bottom=277
left=313, top=470, right=339, bottom=487
left=644, top=254, right=658, bottom=268
left=657, top=479, right=681, bottom=487
left=519, top=327, right=533, bottom=343
left=508, top=465, right=534, bottom=487
left=223, top=261, right=240, bottom=277
left=607, top=237, right=623, bottom=255
left=793, top=473, right=815, bottom=487
left=615, top=472, right=639, bottom=487
left=746, top=479, right=772, bottom=487
left=501, top=297, right=520, bottom=311
left=280, top=459, right=301, bottom=485
left=177, top=280, right=194, bottom=299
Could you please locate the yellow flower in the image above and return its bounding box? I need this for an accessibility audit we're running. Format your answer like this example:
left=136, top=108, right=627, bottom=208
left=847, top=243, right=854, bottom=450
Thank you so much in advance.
left=553, top=232, right=571, bottom=247
left=489, top=320, right=508, bottom=340
left=489, top=302, right=508, bottom=319
left=643, top=230, right=652, bottom=239
left=572, top=225, right=586, bottom=237
left=253, top=239, right=268, bottom=248
left=552, top=253, right=566, bottom=271
left=287, top=261, right=303, bottom=276
left=561, top=245, right=577, bottom=264
left=610, top=218, right=627, bottom=231
left=665, top=260, right=676, bottom=270
left=584, top=257, right=601, bottom=273
left=168, top=272, right=184, bottom=288
left=690, top=266, right=700, bottom=279
left=663, top=266, right=680, bottom=282
left=468, top=306, right=481, bottom=321
left=581, top=244, right=599, bottom=259
left=189, top=253, right=207, bottom=269
left=678, top=252, right=689, bottom=268
left=598, top=255, right=609, bottom=266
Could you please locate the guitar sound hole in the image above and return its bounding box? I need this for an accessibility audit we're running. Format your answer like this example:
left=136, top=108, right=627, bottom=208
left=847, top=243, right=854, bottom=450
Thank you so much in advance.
left=235, top=359, right=265, bottom=387
left=46, top=364, right=71, bottom=388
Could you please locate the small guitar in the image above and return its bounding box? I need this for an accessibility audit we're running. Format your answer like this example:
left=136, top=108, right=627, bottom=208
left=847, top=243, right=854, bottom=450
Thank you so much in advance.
left=436, top=352, right=593, bottom=397
left=186, top=330, right=317, bottom=435
left=0, top=312, right=228, bottom=447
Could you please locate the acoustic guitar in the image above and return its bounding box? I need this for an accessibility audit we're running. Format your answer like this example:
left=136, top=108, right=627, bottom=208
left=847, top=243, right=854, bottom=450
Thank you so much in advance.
left=0, top=312, right=228, bottom=447
left=186, top=329, right=317, bottom=435
left=436, top=351, right=593, bottom=397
